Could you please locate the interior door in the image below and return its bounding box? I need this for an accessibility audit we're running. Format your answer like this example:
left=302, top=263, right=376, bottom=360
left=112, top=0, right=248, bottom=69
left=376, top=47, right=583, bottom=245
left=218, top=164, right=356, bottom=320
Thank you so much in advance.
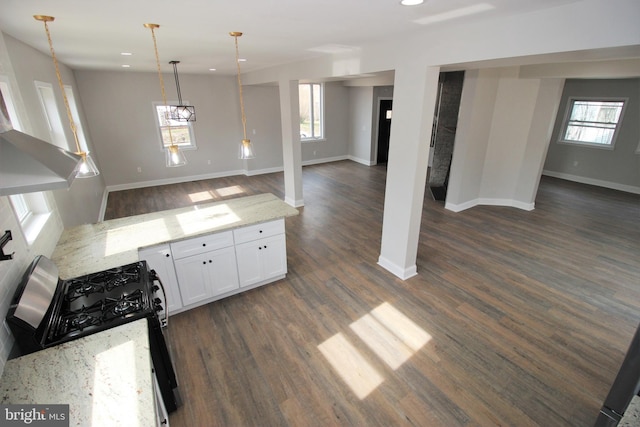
left=376, top=99, right=393, bottom=164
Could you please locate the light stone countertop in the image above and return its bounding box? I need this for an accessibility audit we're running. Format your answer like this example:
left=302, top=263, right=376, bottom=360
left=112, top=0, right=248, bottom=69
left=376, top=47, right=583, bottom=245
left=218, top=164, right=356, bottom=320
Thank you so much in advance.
left=51, top=193, right=299, bottom=279
left=0, top=319, right=155, bottom=427
left=620, top=395, right=640, bottom=426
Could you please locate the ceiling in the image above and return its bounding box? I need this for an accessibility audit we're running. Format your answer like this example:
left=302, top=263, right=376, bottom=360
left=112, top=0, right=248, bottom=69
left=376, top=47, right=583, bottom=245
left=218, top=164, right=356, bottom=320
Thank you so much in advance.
left=0, top=0, right=585, bottom=76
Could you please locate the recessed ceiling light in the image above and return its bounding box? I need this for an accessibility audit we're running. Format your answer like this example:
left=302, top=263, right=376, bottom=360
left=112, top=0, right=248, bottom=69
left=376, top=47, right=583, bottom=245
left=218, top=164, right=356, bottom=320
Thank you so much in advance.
left=121, top=64, right=131, bottom=68
left=401, top=0, right=424, bottom=5
left=208, top=68, right=217, bottom=71
left=120, top=52, right=133, bottom=56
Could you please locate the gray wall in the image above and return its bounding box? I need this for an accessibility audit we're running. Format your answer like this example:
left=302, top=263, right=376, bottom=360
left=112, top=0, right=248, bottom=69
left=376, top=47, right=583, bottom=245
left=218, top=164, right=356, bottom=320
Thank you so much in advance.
left=4, top=34, right=105, bottom=226
left=74, top=71, right=352, bottom=188
left=544, top=78, right=640, bottom=191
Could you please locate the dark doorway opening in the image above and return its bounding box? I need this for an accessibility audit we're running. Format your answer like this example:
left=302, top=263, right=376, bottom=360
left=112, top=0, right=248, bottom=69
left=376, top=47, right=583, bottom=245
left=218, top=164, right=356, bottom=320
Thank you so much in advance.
left=376, top=99, right=393, bottom=164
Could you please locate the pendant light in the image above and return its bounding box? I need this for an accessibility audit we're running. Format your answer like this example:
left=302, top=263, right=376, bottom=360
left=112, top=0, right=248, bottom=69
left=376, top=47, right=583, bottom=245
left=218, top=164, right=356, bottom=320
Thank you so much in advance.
left=144, top=23, right=187, bottom=167
left=230, top=32, right=255, bottom=159
left=169, top=60, right=196, bottom=122
left=34, top=15, right=100, bottom=178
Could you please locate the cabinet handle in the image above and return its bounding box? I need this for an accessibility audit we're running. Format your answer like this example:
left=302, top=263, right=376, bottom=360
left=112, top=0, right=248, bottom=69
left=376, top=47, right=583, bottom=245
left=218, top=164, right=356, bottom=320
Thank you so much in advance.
left=259, top=230, right=263, bottom=233
left=202, top=243, right=206, bottom=247
left=258, top=246, right=262, bottom=250
left=264, top=245, right=267, bottom=249
left=209, top=260, right=212, bottom=263
left=202, top=261, right=206, bottom=265
left=165, top=253, right=170, bottom=258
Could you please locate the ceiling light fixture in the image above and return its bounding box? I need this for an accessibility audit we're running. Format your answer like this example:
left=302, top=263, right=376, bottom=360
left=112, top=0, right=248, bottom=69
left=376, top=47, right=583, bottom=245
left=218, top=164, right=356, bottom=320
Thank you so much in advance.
left=168, top=60, right=196, bottom=122
left=34, top=15, right=100, bottom=178
left=230, top=32, right=255, bottom=160
left=400, top=0, right=424, bottom=5
left=144, top=23, right=187, bottom=167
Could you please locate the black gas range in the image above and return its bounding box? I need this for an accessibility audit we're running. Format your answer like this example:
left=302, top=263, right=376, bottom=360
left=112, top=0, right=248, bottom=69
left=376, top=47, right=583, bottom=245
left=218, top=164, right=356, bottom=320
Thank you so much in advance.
left=6, top=255, right=180, bottom=413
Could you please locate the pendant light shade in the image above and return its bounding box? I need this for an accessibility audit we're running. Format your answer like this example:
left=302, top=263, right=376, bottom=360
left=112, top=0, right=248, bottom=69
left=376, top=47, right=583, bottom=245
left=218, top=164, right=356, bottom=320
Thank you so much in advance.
left=34, top=15, right=100, bottom=178
left=145, top=23, right=187, bottom=167
left=166, top=144, right=187, bottom=167
left=169, top=61, right=196, bottom=122
left=230, top=32, right=255, bottom=159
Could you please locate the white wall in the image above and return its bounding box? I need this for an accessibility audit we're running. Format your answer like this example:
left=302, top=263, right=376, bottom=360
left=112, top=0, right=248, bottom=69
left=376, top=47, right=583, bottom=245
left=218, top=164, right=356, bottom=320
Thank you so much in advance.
left=348, top=86, right=374, bottom=165
left=446, top=67, right=564, bottom=212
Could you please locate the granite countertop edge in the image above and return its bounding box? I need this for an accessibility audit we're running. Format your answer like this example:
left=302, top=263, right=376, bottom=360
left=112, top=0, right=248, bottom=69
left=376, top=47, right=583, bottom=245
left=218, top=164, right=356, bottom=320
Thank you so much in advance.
left=51, top=193, right=299, bottom=279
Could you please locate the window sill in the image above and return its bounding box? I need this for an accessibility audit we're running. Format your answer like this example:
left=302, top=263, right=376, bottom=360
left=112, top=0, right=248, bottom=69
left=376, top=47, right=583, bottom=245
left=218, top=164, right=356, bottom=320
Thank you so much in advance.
left=557, top=140, right=614, bottom=150
left=301, top=138, right=326, bottom=143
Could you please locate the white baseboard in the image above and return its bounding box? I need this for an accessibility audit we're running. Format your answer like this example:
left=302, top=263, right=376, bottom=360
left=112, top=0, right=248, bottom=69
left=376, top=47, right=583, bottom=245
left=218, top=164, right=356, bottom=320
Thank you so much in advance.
left=377, top=256, right=418, bottom=280
left=106, top=169, right=246, bottom=192
left=542, top=170, right=640, bottom=195
left=445, top=198, right=535, bottom=213
left=348, top=155, right=375, bottom=166
left=302, top=155, right=349, bottom=166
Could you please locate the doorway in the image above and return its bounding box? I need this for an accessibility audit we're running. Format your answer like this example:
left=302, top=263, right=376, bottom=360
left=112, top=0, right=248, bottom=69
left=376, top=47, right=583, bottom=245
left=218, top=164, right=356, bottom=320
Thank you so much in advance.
left=376, top=99, right=393, bottom=164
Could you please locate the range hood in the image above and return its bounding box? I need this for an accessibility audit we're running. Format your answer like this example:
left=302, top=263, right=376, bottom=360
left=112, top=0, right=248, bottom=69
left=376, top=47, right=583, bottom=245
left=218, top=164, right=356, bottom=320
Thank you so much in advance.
left=0, top=129, right=82, bottom=197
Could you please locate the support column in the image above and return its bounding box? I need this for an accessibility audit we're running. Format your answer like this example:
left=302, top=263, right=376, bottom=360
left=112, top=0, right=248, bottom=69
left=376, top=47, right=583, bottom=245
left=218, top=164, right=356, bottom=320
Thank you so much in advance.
left=279, top=79, right=304, bottom=207
left=378, top=65, right=440, bottom=279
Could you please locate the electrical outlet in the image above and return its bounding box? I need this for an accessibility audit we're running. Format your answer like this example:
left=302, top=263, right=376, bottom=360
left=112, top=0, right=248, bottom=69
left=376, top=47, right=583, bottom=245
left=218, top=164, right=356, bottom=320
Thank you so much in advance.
left=137, top=166, right=142, bottom=173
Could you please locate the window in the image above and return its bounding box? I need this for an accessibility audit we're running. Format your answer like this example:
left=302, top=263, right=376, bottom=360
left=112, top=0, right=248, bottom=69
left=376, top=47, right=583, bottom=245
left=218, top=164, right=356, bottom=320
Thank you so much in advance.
left=9, top=193, right=52, bottom=245
left=299, top=83, right=324, bottom=140
left=559, top=98, right=626, bottom=148
left=154, top=103, right=196, bottom=150
left=34, top=80, right=68, bottom=150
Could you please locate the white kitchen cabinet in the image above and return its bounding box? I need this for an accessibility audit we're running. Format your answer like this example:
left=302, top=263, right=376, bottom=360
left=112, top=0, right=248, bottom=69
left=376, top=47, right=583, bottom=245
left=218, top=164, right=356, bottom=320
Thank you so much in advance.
left=138, top=244, right=183, bottom=317
left=172, top=238, right=239, bottom=307
left=234, top=220, right=287, bottom=288
left=139, top=219, right=287, bottom=313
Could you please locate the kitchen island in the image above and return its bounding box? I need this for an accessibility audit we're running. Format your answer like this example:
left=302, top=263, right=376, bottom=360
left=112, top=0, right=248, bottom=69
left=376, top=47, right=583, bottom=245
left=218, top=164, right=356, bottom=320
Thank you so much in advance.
left=51, top=193, right=299, bottom=279
left=0, top=319, right=157, bottom=426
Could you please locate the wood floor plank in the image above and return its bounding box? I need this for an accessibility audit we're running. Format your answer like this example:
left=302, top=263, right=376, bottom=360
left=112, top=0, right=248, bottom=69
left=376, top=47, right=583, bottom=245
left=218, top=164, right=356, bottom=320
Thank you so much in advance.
left=105, top=161, right=640, bottom=426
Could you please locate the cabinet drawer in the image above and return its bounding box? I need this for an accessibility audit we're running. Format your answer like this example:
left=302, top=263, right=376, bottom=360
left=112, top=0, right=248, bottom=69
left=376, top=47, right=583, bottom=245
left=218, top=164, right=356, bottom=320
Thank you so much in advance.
left=233, top=219, right=284, bottom=244
left=170, top=230, right=234, bottom=259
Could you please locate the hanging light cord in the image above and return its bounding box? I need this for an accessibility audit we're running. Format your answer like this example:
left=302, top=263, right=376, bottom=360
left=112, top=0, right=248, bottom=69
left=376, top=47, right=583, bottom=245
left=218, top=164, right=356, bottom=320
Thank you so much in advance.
left=233, top=34, right=248, bottom=141
left=147, top=25, right=175, bottom=147
left=171, top=61, right=184, bottom=105
left=39, top=18, right=83, bottom=156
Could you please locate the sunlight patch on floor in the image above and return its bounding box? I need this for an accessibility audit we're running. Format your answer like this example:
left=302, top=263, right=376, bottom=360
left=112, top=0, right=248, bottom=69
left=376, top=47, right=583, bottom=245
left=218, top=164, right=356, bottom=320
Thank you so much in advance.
left=188, top=191, right=215, bottom=202
left=215, top=185, right=246, bottom=197
left=318, top=302, right=432, bottom=398
left=317, top=333, right=384, bottom=399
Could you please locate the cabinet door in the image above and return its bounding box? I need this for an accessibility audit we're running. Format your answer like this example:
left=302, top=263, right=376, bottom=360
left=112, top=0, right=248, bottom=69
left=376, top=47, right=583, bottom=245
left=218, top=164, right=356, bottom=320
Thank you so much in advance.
left=235, top=234, right=287, bottom=288
left=174, top=254, right=214, bottom=306
left=207, top=246, right=240, bottom=296
left=260, top=234, right=287, bottom=280
left=235, top=240, right=263, bottom=288
left=138, top=245, right=183, bottom=316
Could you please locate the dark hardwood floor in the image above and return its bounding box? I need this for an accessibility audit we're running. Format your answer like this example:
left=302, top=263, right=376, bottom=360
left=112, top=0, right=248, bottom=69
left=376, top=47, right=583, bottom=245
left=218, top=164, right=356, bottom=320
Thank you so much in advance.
left=106, top=161, right=640, bottom=426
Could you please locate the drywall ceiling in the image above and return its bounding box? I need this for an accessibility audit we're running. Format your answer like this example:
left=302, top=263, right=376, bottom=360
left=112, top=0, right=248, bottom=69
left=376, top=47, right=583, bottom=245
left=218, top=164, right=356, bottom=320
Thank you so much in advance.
left=0, top=0, right=583, bottom=76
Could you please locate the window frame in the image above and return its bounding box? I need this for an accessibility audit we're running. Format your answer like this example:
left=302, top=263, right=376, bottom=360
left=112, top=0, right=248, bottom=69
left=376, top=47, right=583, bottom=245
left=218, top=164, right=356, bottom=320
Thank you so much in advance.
left=299, top=83, right=324, bottom=141
left=153, top=102, right=197, bottom=151
left=9, top=193, right=52, bottom=245
left=558, top=97, right=627, bottom=150
left=34, top=80, right=69, bottom=150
